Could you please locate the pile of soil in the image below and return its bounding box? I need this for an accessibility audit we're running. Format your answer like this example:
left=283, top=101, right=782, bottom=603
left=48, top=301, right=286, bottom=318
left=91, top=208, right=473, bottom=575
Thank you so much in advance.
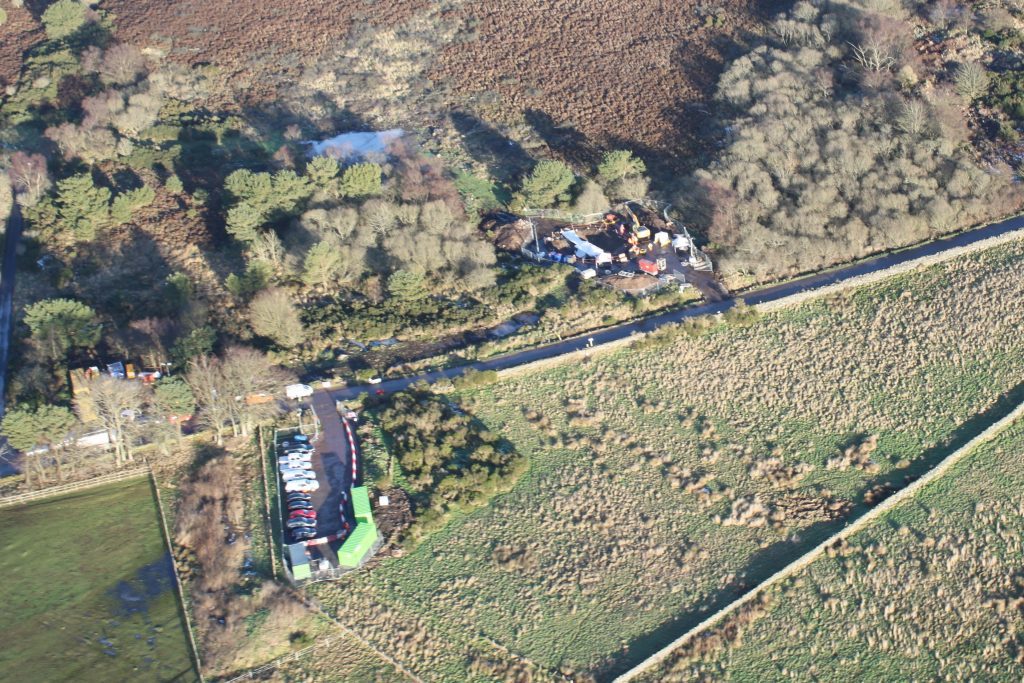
left=605, top=272, right=659, bottom=293
left=371, top=486, right=413, bottom=550
left=493, top=219, right=532, bottom=251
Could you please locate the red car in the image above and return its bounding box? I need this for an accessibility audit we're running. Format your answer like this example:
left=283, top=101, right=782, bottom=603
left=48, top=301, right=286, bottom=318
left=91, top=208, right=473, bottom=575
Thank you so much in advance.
left=289, top=509, right=317, bottom=519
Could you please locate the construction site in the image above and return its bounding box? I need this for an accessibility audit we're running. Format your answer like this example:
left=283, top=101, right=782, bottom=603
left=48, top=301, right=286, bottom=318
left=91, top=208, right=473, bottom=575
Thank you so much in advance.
left=485, top=200, right=727, bottom=301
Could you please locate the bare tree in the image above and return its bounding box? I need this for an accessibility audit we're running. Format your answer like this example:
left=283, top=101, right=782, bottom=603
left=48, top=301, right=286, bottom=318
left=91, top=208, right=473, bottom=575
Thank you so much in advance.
left=86, top=376, right=147, bottom=466
left=187, top=355, right=234, bottom=446
left=220, top=346, right=295, bottom=437
left=98, top=44, right=146, bottom=85
left=8, top=151, right=52, bottom=207
left=248, top=288, right=304, bottom=348
left=0, top=172, right=11, bottom=223
left=954, top=62, right=990, bottom=102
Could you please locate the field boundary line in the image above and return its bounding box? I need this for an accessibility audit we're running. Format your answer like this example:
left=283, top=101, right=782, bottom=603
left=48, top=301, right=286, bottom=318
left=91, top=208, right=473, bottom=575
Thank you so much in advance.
left=0, top=466, right=151, bottom=507
left=220, top=631, right=345, bottom=683
left=613, top=398, right=1024, bottom=683
left=498, top=224, right=1024, bottom=382
left=150, top=468, right=206, bottom=683
left=751, top=227, right=1024, bottom=314
left=287, top=593, right=426, bottom=683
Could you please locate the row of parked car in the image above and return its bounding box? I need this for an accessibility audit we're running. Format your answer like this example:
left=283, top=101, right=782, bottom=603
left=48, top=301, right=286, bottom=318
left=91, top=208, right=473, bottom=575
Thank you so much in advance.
left=278, top=434, right=320, bottom=542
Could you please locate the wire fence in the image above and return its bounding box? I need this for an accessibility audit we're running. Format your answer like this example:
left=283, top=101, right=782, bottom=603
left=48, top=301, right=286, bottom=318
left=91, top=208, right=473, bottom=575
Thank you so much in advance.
left=149, top=469, right=205, bottom=683
left=0, top=465, right=151, bottom=508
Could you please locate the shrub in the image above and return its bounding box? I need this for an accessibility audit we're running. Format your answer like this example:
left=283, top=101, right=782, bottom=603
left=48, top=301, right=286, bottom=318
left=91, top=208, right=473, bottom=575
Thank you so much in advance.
left=516, top=160, right=575, bottom=209
left=41, top=0, right=87, bottom=40
left=339, top=162, right=383, bottom=198
left=453, top=369, right=499, bottom=389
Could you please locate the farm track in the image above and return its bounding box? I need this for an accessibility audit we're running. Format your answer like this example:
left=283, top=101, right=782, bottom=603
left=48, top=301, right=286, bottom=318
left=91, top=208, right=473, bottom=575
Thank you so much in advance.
left=613, top=397, right=1024, bottom=682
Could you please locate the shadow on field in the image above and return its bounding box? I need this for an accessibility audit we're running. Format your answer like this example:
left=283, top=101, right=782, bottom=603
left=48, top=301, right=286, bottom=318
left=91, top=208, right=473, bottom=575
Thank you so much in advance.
left=599, top=378, right=1024, bottom=680
left=450, top=109, right=534, bottom=183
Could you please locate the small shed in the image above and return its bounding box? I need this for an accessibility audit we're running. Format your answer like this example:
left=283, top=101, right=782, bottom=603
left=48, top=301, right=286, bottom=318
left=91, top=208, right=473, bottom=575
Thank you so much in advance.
left=288, top=543, right=312, bottom=580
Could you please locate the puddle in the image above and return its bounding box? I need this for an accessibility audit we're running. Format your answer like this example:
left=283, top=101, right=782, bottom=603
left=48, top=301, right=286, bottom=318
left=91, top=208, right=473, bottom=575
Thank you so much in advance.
left=107, top=553, right=176, bottom=617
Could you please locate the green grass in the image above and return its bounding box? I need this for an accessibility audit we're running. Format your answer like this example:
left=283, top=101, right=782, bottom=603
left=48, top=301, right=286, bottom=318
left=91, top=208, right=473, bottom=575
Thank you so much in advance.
left=310, top=238, right=1024, bottom=679
left=0, top=478, right=198, bottom=682
left=643, top=419, right=1024, bottom=681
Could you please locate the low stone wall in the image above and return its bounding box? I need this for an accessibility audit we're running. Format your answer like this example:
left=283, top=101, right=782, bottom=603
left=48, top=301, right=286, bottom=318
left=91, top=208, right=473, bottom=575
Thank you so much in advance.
left=614, top=398, right=1024, bottom=682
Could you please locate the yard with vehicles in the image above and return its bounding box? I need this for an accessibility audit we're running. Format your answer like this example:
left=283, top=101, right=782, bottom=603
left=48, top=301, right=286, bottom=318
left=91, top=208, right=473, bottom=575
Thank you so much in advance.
left=634, top=417, right=1024, bottom=682
left=272, top=394, right=380, bottom=582
left=0, top=477, right=198, bottom=681
left=308, top=237, right=1024, bottom=678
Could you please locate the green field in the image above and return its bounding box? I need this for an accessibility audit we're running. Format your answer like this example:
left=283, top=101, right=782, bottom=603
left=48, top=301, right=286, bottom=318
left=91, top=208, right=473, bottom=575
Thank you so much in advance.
left=0, top=478, right=198, bottom=682
left=311, top=239, right=1024, bottom=680
left=641, top=418, right=1024, bottom=681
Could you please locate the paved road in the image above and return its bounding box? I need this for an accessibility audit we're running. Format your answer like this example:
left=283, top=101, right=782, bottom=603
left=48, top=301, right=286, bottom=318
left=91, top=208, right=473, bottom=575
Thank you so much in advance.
left=326, top=212, right=1024, bottom=402
left=306, top=391, right=352, bottom=539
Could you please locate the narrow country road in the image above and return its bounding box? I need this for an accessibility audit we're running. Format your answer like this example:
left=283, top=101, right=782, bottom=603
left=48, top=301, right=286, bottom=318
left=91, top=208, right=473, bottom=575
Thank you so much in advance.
left=327, top=212, right=1024, bottom=402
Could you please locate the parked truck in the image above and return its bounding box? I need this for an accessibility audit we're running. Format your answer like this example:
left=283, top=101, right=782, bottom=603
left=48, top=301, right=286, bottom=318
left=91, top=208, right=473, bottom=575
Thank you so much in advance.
left=285, top=384, right=314, bottom=400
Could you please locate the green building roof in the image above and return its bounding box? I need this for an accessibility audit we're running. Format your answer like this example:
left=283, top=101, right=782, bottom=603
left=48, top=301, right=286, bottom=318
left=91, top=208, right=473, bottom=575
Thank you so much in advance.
left=337, top=521, right=378, bottom=568
left=351, top=485, right=372, bottom=523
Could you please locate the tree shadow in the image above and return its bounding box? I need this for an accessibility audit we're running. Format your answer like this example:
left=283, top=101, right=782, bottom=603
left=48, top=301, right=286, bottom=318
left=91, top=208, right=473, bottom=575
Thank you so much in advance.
left=450, top=109, right=534, bottom=183
left=524, top=108, right=600, bottom=171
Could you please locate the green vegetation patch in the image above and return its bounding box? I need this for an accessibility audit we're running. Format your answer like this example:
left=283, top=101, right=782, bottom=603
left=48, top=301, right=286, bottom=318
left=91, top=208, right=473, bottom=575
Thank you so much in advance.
left=312, top=239, right=1024, bottom=678
left=642, top=419, right=1024, bottom=681
left=0, top=478, right=197, bottom=681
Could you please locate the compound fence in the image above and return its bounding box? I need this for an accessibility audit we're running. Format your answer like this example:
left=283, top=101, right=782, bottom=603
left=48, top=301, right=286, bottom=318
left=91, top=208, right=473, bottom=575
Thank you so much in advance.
left=0, top=465, right=151, bottom=508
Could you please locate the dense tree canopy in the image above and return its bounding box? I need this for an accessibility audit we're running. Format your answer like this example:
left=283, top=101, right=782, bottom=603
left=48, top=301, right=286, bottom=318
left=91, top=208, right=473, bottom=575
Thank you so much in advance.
left=682, top=0, right=1021, bottom=278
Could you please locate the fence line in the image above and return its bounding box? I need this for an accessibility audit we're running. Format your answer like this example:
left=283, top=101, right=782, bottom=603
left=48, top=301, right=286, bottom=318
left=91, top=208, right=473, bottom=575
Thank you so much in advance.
left=614, top=398, right=1024, bottom=682
left=149, top=468, right=206, bottom=683
left=221, top=632, right=345, bottom=682
left=0, top=465, right=151, bottom=507
left=257, top=427, right=278, bottom=580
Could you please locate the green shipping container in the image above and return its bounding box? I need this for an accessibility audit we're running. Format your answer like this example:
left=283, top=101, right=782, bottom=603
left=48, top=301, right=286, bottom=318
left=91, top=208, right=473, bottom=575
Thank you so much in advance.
left=337, top=522, right=379, bottom=568
left=351, top=485, right=373, bottom=523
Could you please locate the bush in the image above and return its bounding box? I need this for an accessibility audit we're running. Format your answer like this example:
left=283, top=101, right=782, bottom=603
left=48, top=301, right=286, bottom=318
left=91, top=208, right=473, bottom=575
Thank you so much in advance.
left=378, top=387, right=525, bottom=541
left=41, top=0, right=87, bottom=40
left=453, top=369, right=498, bottom=389
left=339, top=162, right=383, bottom=198
left=516, top=160, right=575, bottom=209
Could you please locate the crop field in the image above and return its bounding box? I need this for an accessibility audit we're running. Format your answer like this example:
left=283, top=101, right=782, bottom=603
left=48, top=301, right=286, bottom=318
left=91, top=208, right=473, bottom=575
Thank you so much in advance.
left=638, top=418, right=1024, bottom=681
left=0, top=477, right=197, bottom=681
left=308, top=238, right=1024, bottom=679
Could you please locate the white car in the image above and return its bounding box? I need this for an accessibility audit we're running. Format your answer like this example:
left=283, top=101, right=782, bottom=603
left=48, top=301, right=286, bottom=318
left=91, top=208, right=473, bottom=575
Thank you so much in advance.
left=278, top=457, right=313, bottom=469
left=284, top=479, right=320, bottom=493
left=281, top=470, right=317, bottom=482
left=280, top=448, right=313, bottom=459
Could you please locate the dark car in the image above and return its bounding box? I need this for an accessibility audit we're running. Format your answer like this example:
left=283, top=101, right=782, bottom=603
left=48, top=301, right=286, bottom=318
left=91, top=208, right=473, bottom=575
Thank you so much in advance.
left=289, top=509, right=317, bottom=519
left=288, top=500, right=314, bottom=511
left=280, top=441, right=313, bottom=451
left=286, top=492, right=312, bottom=503
left=292, top=528, right=317, bottom=541
left=286, top=517, right=317, bottom=529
